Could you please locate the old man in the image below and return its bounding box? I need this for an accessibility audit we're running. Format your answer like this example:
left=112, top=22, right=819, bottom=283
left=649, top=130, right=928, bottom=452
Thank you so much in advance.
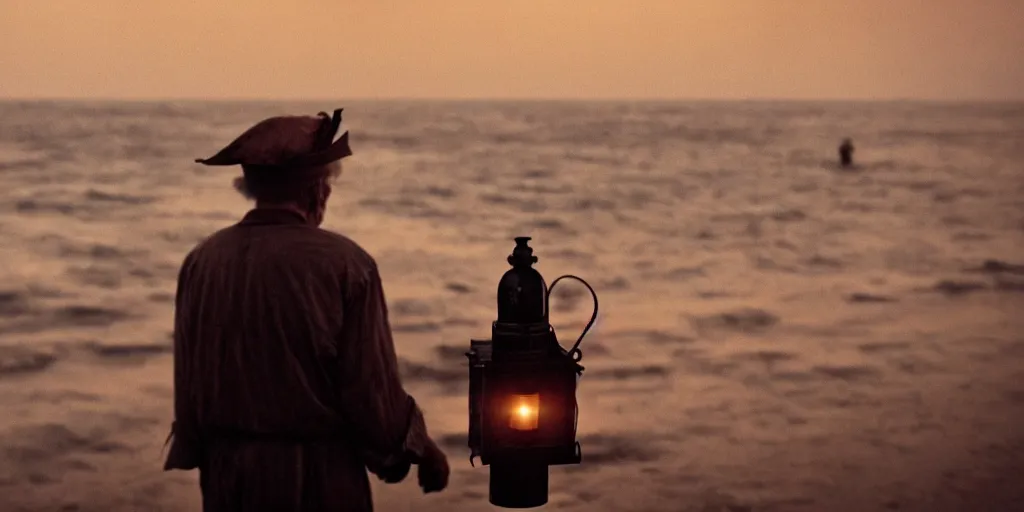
left=163, top=108, right=449, bottom=511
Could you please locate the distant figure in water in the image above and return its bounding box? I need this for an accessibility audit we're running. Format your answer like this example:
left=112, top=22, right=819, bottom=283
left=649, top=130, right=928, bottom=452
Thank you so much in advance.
left=163, top=108, right=449, bottom=511
left=838, top=138, right=855, bottom=168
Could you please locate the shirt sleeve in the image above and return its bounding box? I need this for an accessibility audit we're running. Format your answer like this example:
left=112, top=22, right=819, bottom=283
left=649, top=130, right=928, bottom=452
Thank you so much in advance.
left=164, top=251, right=202, bottom=471
left=337, top=261, right=433, bottom=476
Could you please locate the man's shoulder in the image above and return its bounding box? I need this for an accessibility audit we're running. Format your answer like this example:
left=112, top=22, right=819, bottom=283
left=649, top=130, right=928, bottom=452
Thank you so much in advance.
left=180, top=224, right=378, bottom=281
left=183, top=226, right=230, bottom=260
left=309, top=228, right=366, bottom=252
left=310, top=228, right=378, bottom=269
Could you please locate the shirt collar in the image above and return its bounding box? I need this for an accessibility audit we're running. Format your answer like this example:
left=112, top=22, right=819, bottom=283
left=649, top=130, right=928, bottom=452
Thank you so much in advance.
left=238, top=208, right=309, bottom=226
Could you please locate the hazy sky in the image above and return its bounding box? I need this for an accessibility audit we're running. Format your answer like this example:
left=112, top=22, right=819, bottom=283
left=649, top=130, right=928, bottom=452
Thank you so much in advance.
left=2, top=0, right=1022, bottom=100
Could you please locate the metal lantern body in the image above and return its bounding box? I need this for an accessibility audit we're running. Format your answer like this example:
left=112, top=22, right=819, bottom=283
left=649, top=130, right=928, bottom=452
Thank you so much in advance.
left=467, top=237, right=597, bottom=509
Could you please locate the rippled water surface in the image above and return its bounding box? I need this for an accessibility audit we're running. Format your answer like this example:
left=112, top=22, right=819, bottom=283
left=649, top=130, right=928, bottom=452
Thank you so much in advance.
left=1, top=100, right=1023, bottom=511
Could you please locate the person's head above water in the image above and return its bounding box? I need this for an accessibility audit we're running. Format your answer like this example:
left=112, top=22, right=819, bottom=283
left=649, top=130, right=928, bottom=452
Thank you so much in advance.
left=193, top=108, right=353, bottom=227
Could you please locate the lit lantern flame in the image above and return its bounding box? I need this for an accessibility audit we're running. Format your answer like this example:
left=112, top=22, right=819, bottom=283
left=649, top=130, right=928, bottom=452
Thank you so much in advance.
left=508, top=393, right=540, bottom=431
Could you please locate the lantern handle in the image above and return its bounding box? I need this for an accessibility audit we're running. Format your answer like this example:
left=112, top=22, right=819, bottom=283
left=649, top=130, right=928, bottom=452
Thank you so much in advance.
left=545, top=274, right=599, bottom=362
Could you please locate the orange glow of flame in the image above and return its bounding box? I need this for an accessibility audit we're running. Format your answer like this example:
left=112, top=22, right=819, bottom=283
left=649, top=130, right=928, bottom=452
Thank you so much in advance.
left=508, top=393, right=539, bottom=431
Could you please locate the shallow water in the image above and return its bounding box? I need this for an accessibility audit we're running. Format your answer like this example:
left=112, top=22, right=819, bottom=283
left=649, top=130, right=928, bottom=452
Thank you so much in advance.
left=1, top=100, right=1023, bottom=511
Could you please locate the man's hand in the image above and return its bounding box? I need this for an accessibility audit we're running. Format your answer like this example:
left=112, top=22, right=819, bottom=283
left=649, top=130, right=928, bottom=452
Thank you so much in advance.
left=376, top=459, right=411, bottom=484
left=417, top=440, right=449, bottom=494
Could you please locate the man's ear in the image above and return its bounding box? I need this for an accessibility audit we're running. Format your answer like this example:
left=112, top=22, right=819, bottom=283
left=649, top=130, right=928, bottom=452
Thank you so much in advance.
left=322, top=181, right=333, bottom=201
left=232, top=176, right=255, bottom=200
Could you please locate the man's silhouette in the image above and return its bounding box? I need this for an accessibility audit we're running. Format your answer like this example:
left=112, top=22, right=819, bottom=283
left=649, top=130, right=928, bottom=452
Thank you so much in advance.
left=839, top=138, right=855, bottom=168
left=162, top=109, right=449, bottom=511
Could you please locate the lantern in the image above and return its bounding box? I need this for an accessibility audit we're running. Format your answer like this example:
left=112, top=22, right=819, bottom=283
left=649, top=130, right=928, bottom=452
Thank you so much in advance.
left=466, top=237, right=598, bottom=508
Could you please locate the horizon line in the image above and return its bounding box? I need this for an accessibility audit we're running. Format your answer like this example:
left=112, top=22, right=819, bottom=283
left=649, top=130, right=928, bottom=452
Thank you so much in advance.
left=1, top=95, right=1022, bottom=104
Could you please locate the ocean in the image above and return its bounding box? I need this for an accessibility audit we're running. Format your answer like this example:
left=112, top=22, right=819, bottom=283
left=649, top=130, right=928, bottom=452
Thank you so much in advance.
left=0, top=100, right=1022, bottom=511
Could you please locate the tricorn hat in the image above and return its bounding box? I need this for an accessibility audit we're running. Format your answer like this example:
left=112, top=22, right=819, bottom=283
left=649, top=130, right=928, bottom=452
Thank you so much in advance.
left=195, top=108, right=352, bottom=168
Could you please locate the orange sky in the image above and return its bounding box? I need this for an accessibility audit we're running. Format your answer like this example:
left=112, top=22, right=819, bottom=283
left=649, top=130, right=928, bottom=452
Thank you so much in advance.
left=1, top=0, right=1021, bottom=100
